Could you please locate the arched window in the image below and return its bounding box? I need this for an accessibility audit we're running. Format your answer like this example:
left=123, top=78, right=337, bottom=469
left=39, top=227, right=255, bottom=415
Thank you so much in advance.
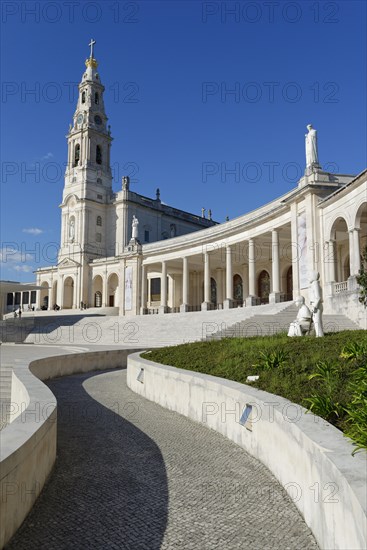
left=258, top=270, right=270, bottom=304
left=95, top=92, right=99, bottom=104
left=81, top=91, right=86, bottom=104
left=95, top=291, right=102, bottom=307
left=233, top=274, right=243, bottom=303
left=74, top=144, right=80, bottom=166
left=210, top=277, right=217, bottom=306
left=96, top=216, right=102, bottom=226
left=96, top=145, right=102, bottom=165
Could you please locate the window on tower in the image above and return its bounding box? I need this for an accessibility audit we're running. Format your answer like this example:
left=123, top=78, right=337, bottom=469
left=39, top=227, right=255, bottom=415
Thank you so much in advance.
left=95, top=92, right=99, bottom=104
left=82, top=91, right=86, bottom=104
left=97, top=216, right=102, bottom=226
left=96, top=145, right=102, bottom=165
left=74, top=144, right=80, bottom=166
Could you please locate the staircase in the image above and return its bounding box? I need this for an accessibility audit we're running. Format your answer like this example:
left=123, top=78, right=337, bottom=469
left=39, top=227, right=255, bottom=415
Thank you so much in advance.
left=207, top=306, right=361, bottom=340
left=1, top=302, right=361, bottom=348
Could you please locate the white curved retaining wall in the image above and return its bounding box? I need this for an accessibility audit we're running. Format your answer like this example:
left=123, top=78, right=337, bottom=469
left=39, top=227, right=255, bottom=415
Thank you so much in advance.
left=0, top=348, right=141, bottom=549
left=0, top=362, right=57, bottom=549
left=9, top=371, right=30, bottom=423
left=127, top=353, right=367, bottom=550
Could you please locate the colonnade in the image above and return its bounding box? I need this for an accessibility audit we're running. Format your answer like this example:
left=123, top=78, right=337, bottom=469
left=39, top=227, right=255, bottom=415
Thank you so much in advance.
left=142, top=230, right=289, bottom=314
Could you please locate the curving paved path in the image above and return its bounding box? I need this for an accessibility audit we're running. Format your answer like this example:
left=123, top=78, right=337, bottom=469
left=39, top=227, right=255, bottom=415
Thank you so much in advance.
left=7, top=368, right=319, bottom=549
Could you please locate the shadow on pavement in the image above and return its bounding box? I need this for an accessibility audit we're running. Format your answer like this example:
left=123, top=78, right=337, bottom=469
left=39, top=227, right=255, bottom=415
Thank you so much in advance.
left=6, top=368, right=168, bottom=550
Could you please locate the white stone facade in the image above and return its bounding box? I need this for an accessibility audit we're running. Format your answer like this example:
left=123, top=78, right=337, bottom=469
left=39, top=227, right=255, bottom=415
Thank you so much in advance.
left=35, top=49, right=367, bottom=328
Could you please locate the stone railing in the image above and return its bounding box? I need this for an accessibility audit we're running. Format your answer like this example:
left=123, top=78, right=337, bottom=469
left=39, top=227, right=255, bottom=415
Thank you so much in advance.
left=127, top=352, right=367, bottom=550
left=334, top=281, right=348, bottom=293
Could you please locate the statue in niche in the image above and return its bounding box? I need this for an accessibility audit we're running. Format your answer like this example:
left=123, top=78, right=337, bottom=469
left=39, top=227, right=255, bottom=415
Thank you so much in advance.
left=305, top=124, right=319, bottom=168
left=288, top=296, right=312, bottom=337
left=309, top=271, right=324, bottom=337
left=69, top=218, right=75, bottom=242
left=132, top=215, right=139, bottom=240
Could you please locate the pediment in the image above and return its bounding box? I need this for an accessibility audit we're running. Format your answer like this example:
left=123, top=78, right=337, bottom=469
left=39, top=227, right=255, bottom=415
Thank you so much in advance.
left=58, top=258, right=81, bottom=269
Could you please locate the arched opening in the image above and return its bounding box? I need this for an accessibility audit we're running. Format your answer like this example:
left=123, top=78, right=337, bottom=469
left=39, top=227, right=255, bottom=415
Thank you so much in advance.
left=96, top=145, right=102, bottom=165
left=74, top=143, right=80, bottom=166
left=108, top=273, right=119, bottom=307
left=233, top=274, right=243, bottom=305
left=330, top=217, right=349, bottom=282
left=355, top=202, right=367, bottom=273
left=96, top=215, right=102, bottom=226
left=95, top=291, right=102, bottom=308
left=81, top=91, right=86, bottom=104
left=92, top=275, right=103, bottom=307
left=286, top=266, right=293, bottom=300
left=7, top=293, right=13, bottom=309
left=258, top=270, right=270, bottom=304
left=63, top=277, right=74, bottom=309
left=95, top=92, right=99, bottom=104
left=40, top=282, right=49, bottom=310
left=210, top=277, right=217, bottom=306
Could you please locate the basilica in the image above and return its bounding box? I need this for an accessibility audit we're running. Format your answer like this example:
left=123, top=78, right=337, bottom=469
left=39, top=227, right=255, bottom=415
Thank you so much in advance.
left=34, top=43, right=366, bottom=328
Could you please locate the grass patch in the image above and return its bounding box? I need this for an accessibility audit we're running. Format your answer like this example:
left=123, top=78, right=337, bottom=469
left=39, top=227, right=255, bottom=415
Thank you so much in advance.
left=142, top=330, right=367, bottom=452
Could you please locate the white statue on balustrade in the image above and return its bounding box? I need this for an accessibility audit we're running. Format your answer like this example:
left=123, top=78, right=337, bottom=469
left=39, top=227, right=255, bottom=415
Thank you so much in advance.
left=305, top=124, right=320, bottom=169
left=131, top=215, right=139, bottom=240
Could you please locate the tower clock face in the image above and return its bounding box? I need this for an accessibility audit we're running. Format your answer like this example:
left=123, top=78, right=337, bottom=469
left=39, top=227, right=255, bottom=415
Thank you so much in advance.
left=94, top=115, right=102, bottom=125
left=77, top=114, right=83, bottom=125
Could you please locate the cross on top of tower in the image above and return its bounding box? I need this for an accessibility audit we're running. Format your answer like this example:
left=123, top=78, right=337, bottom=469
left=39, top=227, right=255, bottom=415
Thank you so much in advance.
left=88, top=38, right=96, bottom=59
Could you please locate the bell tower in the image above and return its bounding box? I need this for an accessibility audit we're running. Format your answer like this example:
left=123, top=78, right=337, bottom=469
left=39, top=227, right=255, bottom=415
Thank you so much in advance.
left=59, top=40, right=113, bottom=262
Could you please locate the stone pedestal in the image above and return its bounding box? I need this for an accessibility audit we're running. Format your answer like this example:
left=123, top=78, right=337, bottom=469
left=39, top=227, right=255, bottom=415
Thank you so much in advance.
left=180, top=303, right=189, bottom=313
left=245, top=296, right=257, bottom=307
left=223, top=299, right=233, bottom=310
left=126, top=238, right=142, bottom=253
left=269, top=292, right=282, bottom=304
left=324, top=282, right=334, bottom=297
left=159, top=305, right=168, bottom=314
left=348, top=275, right=358, bottom=291
left=201, top=302, right=211, bottom=311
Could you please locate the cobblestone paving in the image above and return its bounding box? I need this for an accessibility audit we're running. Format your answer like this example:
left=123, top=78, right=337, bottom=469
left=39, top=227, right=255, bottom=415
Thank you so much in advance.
left=7, top=369, right=319, bottom=550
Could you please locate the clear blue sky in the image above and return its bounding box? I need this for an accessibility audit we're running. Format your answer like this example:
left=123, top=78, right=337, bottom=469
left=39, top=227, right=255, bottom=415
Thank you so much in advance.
left=1, top=0, right=366, bottom=280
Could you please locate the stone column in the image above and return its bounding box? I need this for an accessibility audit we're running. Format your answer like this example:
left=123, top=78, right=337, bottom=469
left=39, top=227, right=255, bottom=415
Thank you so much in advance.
left=269, top=229, right=281, bottom=303
left=242, top=263, right=249, bottom=306
left=159, top=261, right=168, bottom=313
left=194, top=271, right=199, bottom=307
left=49, top=277, right=54, bottom=310
left=73, top=272, right=78, bottom=309
left=216, top=268, right=223, bottom=308
left=103, top=273, right=108, bottom=307
left=224, top=245, right=233, bottom=309
left=201, top=252, right=211, bottom=310
left=349, top=228, right=361, bottom=276
left=180, top=257, right=189, bottom=312
left=290, top=203, right=300, bottom=297
left=328, top=240, right=336, bottom=282
left=246, top=239, right=257, bottom=306
left=140, top=264, right=147, bottom=314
